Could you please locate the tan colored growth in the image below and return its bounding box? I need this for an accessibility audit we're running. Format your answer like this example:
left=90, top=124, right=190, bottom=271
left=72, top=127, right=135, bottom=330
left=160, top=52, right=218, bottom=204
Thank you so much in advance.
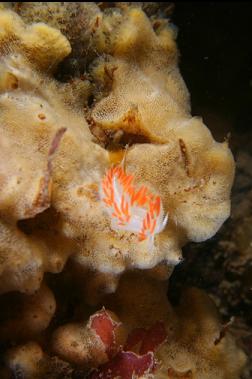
left=0, top=6, right=235, bottom=297
left=104, top=273, right=247, bottom=379
left=0, top=8, right=71, bottom=71
left=2, top=274, right=246, bottom=379
left=91, top=7, right=191, bottom=142
left=0, top=283, right=56, bottom=341
left=52, top=309, right=126, bottom=367
left=0, top=4, right=245, bottom=378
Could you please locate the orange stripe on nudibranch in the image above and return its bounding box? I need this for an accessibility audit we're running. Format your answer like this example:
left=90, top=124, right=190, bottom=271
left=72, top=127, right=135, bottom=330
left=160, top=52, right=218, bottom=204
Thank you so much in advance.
left=100, top=165, right=168, bottom=250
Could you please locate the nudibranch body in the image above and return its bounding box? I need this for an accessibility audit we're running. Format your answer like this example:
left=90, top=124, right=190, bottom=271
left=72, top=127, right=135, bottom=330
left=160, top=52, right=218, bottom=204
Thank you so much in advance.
left=100, top=165, right=168, bottom=250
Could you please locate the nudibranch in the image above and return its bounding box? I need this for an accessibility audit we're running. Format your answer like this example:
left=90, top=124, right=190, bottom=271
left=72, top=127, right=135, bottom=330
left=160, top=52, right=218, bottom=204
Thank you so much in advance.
left=100, top=165, right=168, bottom=250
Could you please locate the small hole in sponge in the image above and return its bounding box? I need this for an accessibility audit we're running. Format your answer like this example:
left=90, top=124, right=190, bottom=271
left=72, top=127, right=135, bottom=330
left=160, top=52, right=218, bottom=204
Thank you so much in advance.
left=38, top=113, right=46, bottom=120
left=17, top=207, right=60, bottom=235
left=106, top=130, right=152, bottom=151
left=11, top=81, right=18, bottom=90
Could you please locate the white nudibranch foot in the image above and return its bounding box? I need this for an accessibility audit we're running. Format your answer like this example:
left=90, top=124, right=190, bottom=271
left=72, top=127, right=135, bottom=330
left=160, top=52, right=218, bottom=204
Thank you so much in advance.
left=100, top=165, right=168, bottom=251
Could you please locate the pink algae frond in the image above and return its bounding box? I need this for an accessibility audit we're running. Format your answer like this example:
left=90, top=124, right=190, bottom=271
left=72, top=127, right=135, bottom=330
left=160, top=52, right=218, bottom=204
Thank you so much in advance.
left=88, top=320, right=167, bottom=379
left=100, top=165, right=168, bottom=250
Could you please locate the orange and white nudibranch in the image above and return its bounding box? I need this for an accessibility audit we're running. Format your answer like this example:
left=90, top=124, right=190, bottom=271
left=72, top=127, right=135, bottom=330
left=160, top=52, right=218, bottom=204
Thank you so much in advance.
left=100, top=165, right=168, bottom=250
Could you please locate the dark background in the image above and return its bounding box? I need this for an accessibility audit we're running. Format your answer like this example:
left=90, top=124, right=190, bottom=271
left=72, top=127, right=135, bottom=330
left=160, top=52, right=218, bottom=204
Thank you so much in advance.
left=173, top=2, right=252, bottom=141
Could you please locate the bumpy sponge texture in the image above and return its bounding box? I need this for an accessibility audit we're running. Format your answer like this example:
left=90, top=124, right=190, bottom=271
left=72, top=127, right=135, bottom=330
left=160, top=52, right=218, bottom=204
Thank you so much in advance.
left=0, top=5, right=234, bottom=299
